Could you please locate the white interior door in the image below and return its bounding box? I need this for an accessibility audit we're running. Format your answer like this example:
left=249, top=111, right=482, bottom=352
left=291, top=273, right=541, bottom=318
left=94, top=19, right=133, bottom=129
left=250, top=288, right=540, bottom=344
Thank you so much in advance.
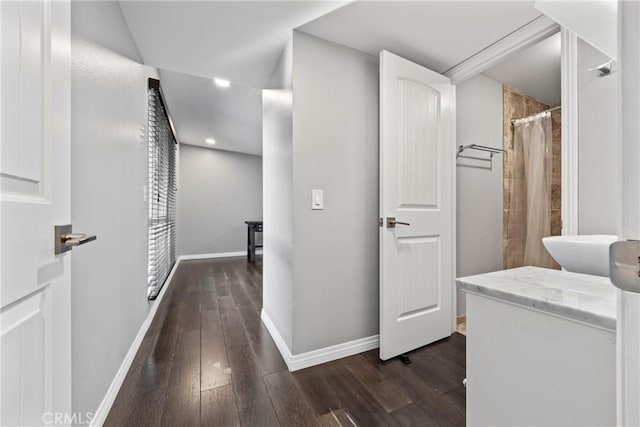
left=379, top=50, right=456, bottom=361
left=1, top=0, right=71, bottom=424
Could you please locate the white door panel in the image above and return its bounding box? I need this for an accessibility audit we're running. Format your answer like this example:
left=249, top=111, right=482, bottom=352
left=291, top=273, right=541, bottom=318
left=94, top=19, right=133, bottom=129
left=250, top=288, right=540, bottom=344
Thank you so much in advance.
left=1, top=289, right=48, bottom=426
left=19, top=0, right=45, bottom=184
left=380, top=50, right=455, bottom=361
left=1, top=0, right=21, bottom=179
left=1, top=0, right=46, bottom=194
left=1, top=0, right=71, bottom=424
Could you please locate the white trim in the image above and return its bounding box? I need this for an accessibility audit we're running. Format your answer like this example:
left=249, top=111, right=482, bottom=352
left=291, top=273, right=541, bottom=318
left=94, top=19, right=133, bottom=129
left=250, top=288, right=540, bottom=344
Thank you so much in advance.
left=445, top=15, right=559, bottom=84
left=450, top=85, right=458, bottom=335
left=261, top=309, right=379, bottom=372
left=260, top=309, right=294, bottom=367
left=179, top=250, right=262, bottom=261
left=617, top=3, right=640, bottom=425
left=560, top=28, right=579, bottom=236
left=90, top=260, right=181, bottom=427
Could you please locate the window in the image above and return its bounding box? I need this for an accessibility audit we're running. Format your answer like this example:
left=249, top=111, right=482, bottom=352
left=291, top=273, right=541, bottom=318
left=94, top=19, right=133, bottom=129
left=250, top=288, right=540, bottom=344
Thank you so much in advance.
left=147, top=78, right=177, bottom=299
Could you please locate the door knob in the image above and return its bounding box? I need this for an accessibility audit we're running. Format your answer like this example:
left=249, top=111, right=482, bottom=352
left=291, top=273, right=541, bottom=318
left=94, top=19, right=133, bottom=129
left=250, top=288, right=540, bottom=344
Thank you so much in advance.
left=386, top=217, right=410, bottom=228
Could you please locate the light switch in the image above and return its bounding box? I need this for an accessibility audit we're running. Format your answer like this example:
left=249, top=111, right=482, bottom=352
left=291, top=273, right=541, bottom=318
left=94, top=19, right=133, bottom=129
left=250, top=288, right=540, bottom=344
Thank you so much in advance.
left=311, top=189, right=323, bottom=210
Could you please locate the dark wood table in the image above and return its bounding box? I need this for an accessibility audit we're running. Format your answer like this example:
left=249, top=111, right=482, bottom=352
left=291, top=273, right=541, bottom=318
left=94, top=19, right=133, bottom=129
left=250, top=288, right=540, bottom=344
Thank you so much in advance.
left=244, top=221, right=263, bottom=262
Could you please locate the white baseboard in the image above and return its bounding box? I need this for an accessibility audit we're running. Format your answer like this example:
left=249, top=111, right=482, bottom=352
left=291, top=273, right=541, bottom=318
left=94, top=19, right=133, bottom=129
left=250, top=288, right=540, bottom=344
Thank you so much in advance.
left=90, top=259, right=180, bottom=427
left=179, top=250, right=262, bottom=261
left=260, top=309, right=379, bottom=372
left=260, top=309, right=294, bottom=367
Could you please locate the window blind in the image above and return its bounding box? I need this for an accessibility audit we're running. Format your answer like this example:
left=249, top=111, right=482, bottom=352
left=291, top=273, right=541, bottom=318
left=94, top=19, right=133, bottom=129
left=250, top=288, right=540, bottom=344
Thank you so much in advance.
left=147, top=80, right=177, bottom=300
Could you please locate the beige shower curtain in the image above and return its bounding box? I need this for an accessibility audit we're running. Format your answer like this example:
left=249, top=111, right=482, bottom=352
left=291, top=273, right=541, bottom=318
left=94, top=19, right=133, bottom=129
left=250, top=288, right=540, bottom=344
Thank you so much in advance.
left=512, top=112, right=555, bottom=268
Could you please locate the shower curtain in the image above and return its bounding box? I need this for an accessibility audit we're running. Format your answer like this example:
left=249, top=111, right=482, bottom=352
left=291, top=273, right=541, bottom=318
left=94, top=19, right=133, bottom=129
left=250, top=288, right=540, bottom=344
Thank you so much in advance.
left=512, top=112, right=555, bottom=268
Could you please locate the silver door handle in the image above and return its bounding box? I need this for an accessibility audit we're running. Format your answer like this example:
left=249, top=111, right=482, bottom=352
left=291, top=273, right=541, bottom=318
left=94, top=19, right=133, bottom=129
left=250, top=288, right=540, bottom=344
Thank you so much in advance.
left=62, top=233, right=97, bottom=247
left=55, top=224, right=97, bottom=255
left=610, top=240, right=640, bottom=293
left=386, top=217, right=410, bottom=228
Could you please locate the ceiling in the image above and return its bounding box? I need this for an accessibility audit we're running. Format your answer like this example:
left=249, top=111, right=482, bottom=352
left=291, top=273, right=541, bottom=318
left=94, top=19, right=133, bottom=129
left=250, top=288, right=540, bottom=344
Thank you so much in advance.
left=119, top=1, right=348, bottom=88
left=483, top=32, right=561, bottom=105
left=158, top=69, right=263, bottom=156
left=297, top=1, right=543, bottom=74
left=121, top=1, right=549, bottom=157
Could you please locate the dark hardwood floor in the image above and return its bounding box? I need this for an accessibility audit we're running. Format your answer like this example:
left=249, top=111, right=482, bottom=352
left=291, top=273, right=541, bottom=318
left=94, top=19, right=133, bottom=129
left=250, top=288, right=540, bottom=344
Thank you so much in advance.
left=105, top=257, right=466, bottom=427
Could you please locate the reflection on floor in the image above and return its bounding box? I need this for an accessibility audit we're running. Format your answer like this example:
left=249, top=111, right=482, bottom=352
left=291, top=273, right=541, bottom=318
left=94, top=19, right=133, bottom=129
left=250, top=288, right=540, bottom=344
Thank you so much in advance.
left=105, top=257, right=466, bottom=426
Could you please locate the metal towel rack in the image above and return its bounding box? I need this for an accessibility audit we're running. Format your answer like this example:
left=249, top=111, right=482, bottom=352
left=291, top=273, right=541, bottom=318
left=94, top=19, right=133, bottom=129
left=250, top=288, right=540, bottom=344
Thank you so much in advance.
left=456, top=144, right=504, bottom=170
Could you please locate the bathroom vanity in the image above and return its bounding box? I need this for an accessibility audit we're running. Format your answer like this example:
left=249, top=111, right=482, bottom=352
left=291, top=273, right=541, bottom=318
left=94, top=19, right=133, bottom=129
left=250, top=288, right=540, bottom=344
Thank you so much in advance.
left=457, top=267, right=616, bottom=426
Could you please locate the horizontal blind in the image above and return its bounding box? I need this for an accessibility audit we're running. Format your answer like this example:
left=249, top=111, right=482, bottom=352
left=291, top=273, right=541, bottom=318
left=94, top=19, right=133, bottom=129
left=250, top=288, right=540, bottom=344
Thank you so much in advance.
left=147, top=84, right=177, bottom=299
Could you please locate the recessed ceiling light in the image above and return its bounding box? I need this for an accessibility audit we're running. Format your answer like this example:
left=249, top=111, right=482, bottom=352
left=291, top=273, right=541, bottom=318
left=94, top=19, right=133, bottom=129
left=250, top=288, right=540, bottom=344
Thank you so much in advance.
left=214, top=78, right=230, bottom=88
left=206, top=138, right=216, bottom=145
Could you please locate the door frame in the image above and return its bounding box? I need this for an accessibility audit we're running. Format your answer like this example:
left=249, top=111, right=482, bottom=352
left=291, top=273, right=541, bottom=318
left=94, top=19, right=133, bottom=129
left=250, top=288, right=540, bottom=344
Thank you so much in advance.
left=617, top=3, right=640, bottom=425
left=559, top=28, right=579, bottom=236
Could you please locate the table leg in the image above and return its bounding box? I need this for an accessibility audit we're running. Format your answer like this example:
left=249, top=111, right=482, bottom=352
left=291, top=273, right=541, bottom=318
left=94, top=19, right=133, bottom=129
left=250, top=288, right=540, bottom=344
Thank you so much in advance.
left=248, top=226, right=256, bottom=263
left=247, top=225, right=251, bottom=261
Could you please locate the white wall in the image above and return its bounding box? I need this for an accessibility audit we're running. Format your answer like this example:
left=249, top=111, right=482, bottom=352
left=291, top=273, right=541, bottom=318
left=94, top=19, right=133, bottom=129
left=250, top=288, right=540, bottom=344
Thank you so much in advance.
left=266, top=38, right=293, bottom=91
left=291, top=31, right=379, bottom=354
left=262, top=32, right=379, bottom=356
left=177, top=144, right=262, bottom=256
left=70, top=1, right=158, bottom=416
left=455, top=74, right=504, bottom=316
left=71, top=0, right=142, bottom=63
left=262, top=40, right=294, bottom=350
left=577, top=38, right=618, bottom=235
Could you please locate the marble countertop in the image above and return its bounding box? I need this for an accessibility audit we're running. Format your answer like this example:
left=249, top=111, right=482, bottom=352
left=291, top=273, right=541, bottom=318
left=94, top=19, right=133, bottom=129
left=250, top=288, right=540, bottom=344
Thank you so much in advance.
left=456, top=266, right=617, bottom=330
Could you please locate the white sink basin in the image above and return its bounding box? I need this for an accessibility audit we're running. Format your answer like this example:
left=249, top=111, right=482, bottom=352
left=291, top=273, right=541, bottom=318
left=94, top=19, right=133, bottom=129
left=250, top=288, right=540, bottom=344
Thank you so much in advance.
left=542, top=235, right=618, bottom=277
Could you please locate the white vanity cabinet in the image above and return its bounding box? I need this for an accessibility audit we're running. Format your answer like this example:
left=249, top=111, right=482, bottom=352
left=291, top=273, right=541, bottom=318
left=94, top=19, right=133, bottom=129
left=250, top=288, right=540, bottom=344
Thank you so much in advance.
left=458, top=267, right=616, bottom=426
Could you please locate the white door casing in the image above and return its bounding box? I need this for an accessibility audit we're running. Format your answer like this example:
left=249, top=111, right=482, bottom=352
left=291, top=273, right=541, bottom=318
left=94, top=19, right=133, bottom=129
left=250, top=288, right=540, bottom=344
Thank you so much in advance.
left=1, top=0, right=71, bottom=425
left=379, top=50, right=456, bottom=361
left=618, top=2, right=640, bottom=425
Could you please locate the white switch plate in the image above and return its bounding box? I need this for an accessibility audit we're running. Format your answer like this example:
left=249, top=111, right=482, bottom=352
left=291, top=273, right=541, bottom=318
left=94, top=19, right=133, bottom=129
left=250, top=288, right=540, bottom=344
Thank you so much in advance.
left=311, top=189, right=323, bottom=210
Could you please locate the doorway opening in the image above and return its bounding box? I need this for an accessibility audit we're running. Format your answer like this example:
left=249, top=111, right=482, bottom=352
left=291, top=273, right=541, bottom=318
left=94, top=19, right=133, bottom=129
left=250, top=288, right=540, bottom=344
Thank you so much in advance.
left=455, top=30, right=562, bottom=326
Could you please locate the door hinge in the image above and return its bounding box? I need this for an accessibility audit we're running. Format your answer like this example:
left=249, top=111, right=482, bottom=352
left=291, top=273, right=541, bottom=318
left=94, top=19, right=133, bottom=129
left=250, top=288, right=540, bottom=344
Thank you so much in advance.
left=379, top=217, right=384, bottom=227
